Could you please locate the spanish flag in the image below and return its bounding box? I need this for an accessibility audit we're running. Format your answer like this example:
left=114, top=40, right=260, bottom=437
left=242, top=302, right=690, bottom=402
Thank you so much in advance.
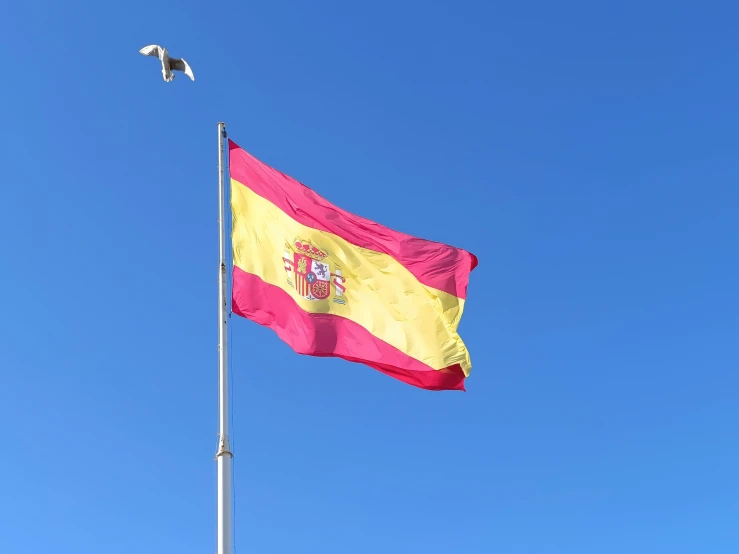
left=229, top=140, right=477, bottom=391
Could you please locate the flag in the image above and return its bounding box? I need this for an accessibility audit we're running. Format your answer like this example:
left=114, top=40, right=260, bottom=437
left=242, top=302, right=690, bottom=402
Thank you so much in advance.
left=228, top=139, right=478, bottom=391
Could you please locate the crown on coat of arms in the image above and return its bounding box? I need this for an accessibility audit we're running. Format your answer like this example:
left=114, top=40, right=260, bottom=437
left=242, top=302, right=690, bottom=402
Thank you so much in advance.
left=294, top=240, right=327, bottom=261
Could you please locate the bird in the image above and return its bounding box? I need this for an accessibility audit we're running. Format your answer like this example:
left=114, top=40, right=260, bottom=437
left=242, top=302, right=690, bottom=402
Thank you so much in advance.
left=139, top=44, right=194, bottom=82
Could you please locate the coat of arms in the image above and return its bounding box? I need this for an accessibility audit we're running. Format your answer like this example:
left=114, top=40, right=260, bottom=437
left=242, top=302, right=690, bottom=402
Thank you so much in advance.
left=282, top=239, right=347, bottom=304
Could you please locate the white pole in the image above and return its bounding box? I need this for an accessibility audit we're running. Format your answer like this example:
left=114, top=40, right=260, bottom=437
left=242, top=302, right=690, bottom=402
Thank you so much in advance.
left=215, top=121, right=233, bottom=554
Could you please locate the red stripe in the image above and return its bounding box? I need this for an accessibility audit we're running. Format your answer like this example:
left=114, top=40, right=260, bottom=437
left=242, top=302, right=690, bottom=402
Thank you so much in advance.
left=228, top=140, right=477, bottom=299
left=232, top=266, right=466, bottom=391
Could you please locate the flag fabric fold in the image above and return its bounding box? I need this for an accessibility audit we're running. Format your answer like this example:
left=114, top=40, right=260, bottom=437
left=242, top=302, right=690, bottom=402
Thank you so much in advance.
left=228, top=139, right=477, bottom=391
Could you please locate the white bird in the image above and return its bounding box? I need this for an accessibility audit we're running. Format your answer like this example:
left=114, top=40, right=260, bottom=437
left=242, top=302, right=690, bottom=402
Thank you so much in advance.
left=139, top=44, right=194, bottom=82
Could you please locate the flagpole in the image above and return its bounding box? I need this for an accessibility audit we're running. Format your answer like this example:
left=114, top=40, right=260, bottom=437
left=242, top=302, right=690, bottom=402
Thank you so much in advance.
left=216, top=121, right=233, bottom=554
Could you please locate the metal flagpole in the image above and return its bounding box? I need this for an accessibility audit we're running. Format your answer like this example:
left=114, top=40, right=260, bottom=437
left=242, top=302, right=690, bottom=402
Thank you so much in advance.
left=216, top=121, right=233, bottom=554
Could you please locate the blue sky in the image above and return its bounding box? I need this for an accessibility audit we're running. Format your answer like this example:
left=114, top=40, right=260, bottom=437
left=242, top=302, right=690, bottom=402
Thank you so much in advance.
left=1, top=1, right=738, bottom=552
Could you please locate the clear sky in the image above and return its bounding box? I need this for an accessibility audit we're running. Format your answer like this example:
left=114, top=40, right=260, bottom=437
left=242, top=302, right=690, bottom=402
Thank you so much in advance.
left=1, top=1, right=738, bottom=553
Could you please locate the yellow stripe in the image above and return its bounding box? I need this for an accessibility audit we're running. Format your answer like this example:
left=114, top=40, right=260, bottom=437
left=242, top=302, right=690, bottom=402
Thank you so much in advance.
left=231, top=179, right=471, bottom=374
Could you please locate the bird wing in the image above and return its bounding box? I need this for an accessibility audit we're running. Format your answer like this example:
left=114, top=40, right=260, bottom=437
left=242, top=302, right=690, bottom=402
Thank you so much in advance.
left=170, top=58, right=195, bottom=81
left=139, top=45, right=162, bottom=57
